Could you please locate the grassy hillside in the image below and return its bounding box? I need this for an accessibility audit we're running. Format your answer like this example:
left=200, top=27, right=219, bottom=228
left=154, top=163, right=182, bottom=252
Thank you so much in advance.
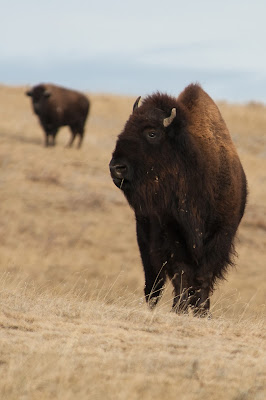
left=0, top=85, right=265, bottom=399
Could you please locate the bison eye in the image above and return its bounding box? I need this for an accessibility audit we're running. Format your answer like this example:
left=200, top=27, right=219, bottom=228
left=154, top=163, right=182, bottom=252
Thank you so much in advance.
left=145, top=130, right=160, bottom=143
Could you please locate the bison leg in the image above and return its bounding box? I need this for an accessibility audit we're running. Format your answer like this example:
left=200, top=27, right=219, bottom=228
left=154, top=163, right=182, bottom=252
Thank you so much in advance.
left=75, top=124, right=85, bottom=148
left=171, top=268, right=211, bottom=316
left=144, top=267, right=167, bottom=309
left=77, top=132, right=84, bottom=149
left=44, top=129, right=57, bottom=147
left=136, top=216, right=166, bottom=308
left=45, top=133, right=54, bottom=147
left=182, top=286, right=211, bottom=317
left=171, top=267, right=193, bottom=312
left=67, top=128, right=76, bottom=147
left=68, top=125, right=84, bottom=148
left=51, top=132, right=57, bottom=146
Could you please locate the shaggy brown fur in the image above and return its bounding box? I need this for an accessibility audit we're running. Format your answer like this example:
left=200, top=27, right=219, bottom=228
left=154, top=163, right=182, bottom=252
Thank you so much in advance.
left=110, top=83, right=247, bottom=316
left=26, top=83, right=90, bottom=147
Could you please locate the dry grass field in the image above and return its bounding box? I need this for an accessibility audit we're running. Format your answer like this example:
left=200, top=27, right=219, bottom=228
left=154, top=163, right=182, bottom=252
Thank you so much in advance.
left=0, top=85, right=265, bottom=399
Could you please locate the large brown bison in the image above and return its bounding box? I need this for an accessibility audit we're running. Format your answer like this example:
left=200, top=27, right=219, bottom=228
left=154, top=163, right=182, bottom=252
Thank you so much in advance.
left=26, top=83, right=90, bottom=148
left=110, top=83, right=247, bottom=316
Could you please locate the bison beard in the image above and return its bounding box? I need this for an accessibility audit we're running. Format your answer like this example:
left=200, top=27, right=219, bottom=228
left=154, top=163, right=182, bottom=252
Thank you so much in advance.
left=110, top=84, right=247, bottom=316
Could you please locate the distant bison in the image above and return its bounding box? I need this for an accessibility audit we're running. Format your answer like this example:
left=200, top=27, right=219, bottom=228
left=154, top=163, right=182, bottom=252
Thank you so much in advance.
left=110, top=84, right=247, bottom=316
left=26, top=83, right=90, bottom=148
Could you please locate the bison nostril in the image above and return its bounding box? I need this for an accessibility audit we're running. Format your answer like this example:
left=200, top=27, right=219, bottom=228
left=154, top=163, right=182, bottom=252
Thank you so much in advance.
left=110, top=164, right=128, bottom=179
left=116, top=165, right=127, bottom=174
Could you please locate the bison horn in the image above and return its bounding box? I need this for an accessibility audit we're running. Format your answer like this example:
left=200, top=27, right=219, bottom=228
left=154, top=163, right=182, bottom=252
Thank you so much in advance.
left=133, top=96, right=141, bottom=112
left=163, top=108, right=176, bottom=127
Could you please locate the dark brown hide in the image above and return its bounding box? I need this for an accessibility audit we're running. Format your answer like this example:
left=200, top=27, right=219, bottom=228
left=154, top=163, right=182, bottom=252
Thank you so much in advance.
left=26, top=83, right=90, bottom=147
left=110, top=84, right=247, bottom=316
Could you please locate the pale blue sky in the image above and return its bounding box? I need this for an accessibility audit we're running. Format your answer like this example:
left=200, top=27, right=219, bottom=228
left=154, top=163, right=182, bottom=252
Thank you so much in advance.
left=1, top=0, right=266, bottom=102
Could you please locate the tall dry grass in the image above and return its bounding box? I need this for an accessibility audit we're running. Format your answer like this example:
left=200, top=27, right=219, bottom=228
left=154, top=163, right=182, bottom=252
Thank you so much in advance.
left=0, top=272, right=265, bottom=400
left=0, top=85, right=265, bottom=399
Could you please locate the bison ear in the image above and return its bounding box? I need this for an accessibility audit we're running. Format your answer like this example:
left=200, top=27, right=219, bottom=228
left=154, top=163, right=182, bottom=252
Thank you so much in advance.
left=26, top=89, right=33, bottom=96
left=43, top=90, right=51, bottom=98
left=133, top=96, right=141, bottom=112
left=163, top=108, right=176, bottom=128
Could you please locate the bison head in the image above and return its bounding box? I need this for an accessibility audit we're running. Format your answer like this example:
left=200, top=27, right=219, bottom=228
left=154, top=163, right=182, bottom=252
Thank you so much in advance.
left=26, top=84, right=51, bottom=115
left=109, top=93, right=188, bottom=215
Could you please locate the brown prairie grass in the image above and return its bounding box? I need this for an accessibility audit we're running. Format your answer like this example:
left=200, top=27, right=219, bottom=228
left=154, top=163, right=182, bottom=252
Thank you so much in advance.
left=0, top=272, right=265, bottom=400
left=0, top=85, right=265, bottom=399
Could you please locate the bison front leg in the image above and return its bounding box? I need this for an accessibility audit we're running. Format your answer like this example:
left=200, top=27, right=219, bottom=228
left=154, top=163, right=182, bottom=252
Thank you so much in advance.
left=44, top=128, right=57, bottom=147
left=51, top=131, right=57, bottom=146
left=171, top=267, right=211, bottom=317
left=184, top=286, right=211, bottom=317
left=136, top=216, right=166, bottom=309
left=144, top=266, right=167, bottom=309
